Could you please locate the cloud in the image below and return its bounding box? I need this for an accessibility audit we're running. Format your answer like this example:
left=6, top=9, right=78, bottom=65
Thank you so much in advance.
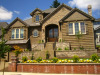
left=68, top=0, right=100, bottom=10
left=14, top=11, right=20, bottom=14
left=0, top=6, right=13, bottom=20
left=24, top=16, right=32, bottom=20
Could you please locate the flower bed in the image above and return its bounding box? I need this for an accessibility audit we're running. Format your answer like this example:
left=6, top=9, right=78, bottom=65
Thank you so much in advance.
left=20, top=58, right=100, bottom=63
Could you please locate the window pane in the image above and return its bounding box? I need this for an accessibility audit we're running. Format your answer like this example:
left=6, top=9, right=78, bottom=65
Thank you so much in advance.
left=20, top=29, right=24, bottom=38
left=75, top=23, right=79, bottom=34
left=80, top=22, right=85, bottom=34
left=69, top=23, right=73, bottom=34
left=54, top=28, right=58, bottom=38
left=16, top=29, right=19, bottom=38
left=11, top=29, right=15, bottom=39
left=33, top=30, right=38, bottom=37
left=36, top=15, right=39, bottom=21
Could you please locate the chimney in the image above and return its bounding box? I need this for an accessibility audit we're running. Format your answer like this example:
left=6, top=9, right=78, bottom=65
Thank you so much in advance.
left=88, top=5, right=92, bottom=16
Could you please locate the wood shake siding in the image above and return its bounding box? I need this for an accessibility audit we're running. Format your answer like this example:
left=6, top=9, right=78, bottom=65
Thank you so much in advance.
left=62, top=21, right=95, bottom=49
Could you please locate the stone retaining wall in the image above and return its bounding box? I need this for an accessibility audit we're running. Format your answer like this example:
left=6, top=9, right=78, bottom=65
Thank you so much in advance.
left=56, top=50, right=97, bottom=58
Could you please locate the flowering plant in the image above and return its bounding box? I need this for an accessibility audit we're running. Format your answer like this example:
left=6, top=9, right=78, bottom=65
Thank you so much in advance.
left=13, top=45, right=24, bottom=57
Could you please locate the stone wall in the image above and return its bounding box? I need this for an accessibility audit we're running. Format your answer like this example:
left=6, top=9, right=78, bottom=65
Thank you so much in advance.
left=56, top=42, right=70, bottom=50
left=56, top=50, right=97, bottom=58
left=32, top=43, right=45, bottom=51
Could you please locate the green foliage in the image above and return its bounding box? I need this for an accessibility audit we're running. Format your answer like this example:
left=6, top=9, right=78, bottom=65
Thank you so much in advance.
left=57, top=48, right=62, bottom=51
left=46, top=50, right=50, bottom=59
left=24, top=48, right=29, bottom=51
left=91, top=54, right=98, bottom=61
left=50, top=0, right=60, bottom=8
left=79, top=46, right=84, bottom=50
left=59, top=39, right=62, bottom=42
left=22, top=56, right=28, bottom=62
left=38, top=40, right=42, bottom=44
left=96, top=45, right=100, bottom=48
left=74, top=48, right=76, bottom=50
left=38, top=40, right=44, bottom=44
left=73, top=55, right=79, bottom=63
left=65, top=47, right=69, bottom=50
left=0, top=27, right=11, bottom=59
left=36, top=57, right=42, bottom=62
left=75, top=31, right=82, bottom=40
left=31, top=53, right=34, bottom=60
left=42, top=40, right=44, bottom=43
left=13, top=45, right=24, bottom=57
left=52, top=57, right=58, bottom=63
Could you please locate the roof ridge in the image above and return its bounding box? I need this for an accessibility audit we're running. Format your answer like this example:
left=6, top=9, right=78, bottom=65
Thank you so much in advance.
left=60, top=7, right=95, bottom=22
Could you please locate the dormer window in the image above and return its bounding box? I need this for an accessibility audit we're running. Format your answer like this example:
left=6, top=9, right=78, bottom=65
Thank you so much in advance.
left=36, top=15, right=39, bottom=21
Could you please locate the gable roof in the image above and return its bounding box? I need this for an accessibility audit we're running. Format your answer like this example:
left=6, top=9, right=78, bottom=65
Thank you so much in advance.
left=0, top=22, right=8, bottom=28
left=43, top=8, right=56, bottom=13
left=30, top=8, right=43, bottom=16
left=24, top=18, right=41, bottom=26
left=0, top=22, right=8, bottom=36
left=41, top=3, right=72, bottom=24
left=6, top=17, right=29, bottom=29
left=60, top=8, right=95, bottom=22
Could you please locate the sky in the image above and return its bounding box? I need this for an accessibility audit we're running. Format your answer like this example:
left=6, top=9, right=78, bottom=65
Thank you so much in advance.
left=0, top=0, right=100, bottom=23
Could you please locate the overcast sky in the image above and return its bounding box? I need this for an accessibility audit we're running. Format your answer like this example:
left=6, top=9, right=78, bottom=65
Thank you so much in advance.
left=0, top=0, right=100, bottom=23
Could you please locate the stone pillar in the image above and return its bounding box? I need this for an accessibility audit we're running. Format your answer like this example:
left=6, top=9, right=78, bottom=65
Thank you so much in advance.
left=10, top=56, right=18, bottom=72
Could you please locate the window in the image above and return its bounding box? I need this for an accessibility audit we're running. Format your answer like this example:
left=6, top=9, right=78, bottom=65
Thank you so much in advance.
left=11, top=29, right=24, bottom=39
left=68, top=22, right=86, bottom=35
left=33, top=29, right=39, bottom=37
left=75, top=23, right=79, bottom=34
left=69, top=23, right=73, bottom=34
left=20, top=29, right=24, bottom=38
left=80, top=22, right=85, bottom=34
left=11, top=29, right=15, bottom=39
left=96, top=33, right=100, bottom=43
left=36, top=15, right=39, bottom=21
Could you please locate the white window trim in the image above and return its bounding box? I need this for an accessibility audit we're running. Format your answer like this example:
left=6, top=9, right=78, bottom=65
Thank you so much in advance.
left=68, top=22, right=86, bottom=35
left=11, top=28, right=24, bottom=39
left=96, top=33, right=100, bottom=43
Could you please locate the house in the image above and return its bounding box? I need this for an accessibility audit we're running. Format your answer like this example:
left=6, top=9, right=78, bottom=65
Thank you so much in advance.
left=94, top=19, right=100, bottom=46
left=4, top=4, right=97, bottom=59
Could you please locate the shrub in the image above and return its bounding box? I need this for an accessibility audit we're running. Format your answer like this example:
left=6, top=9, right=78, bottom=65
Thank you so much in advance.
left=31, top=53, right=34, bottom=60
left=59, top=39, right=62, bottom=42
left=36, top=57, right=42, bottom=62
left=57, top=48, right=62, bottom=51
left=73, top=55, right=79, bottom=63
left=22, top=56, right=28, bottom=62
left=24, top=48, right=29, bottom=51
left=46, top=51, right=50, bottom=59
left=91, top=54, right=98, bottom=61
left=65, top=47, right=69, bottom=50
left=13, top=45, right=24, bottom=57
left=52, top=57, right=58, bottom=63
left=79, top=46, right=84, bottom=50
left=74, top=48, right=76, bottom=50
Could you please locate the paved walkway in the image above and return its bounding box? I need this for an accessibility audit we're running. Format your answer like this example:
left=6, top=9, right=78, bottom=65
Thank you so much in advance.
left=0, top=72, right=99, bottom=75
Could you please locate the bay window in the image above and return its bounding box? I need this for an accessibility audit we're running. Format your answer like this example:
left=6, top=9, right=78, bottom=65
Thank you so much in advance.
left=68, top=22, right=86, bottom=35
left=11, top=29, right=24, bottom=39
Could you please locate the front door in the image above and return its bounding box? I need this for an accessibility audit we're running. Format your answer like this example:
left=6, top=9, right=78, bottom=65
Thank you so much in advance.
left=46, top=25, right=58, bottom=42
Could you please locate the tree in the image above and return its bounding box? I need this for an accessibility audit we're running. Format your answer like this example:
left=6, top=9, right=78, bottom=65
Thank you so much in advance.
left=50, top=0, right=60, bottom=8
left=0, top=27, right=11, bottom=75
